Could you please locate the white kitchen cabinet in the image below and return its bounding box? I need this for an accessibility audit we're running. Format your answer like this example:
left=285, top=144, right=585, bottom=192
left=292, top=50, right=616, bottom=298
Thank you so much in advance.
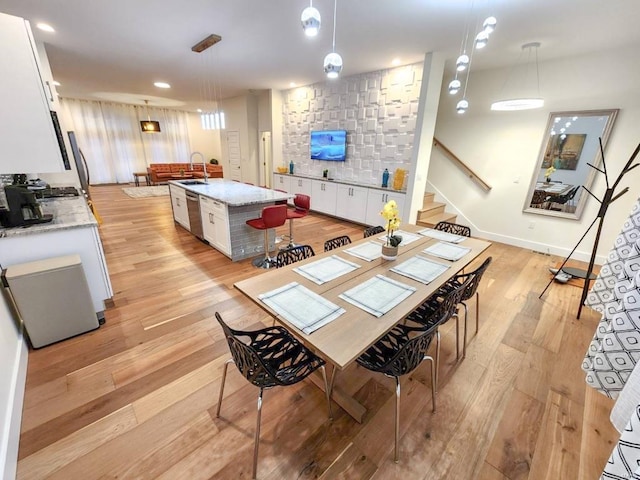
left=0, top=12, right=65, bottom=174
left=365, top=189, right=406, bottom=226
left=200, top=196, right=230, bottom=255
left=311, top=180, right=338, bottom=216
left=336, top=184, right=369, bottom=223
left=273, top=174, right=291, bottom=193
left=289, top=176, right=313, bottom=206
left=0, top=225, right=113, bottom=315
left=169, top=184, right=190, bottom=230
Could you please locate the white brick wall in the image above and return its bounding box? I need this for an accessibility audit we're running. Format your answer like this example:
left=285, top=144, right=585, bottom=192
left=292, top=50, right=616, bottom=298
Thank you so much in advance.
left=282, top=63, right=423, bottom=188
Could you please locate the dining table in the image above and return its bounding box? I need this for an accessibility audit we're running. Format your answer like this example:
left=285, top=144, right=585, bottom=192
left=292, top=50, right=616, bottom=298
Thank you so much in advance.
left=234, top=224, right=492, bottom=422
left=535, top=181, right=574, bottom=198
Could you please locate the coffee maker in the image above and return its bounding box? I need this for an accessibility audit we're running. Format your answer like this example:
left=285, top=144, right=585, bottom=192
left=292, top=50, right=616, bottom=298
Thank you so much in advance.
left=0, top=185, right=53, bottom=227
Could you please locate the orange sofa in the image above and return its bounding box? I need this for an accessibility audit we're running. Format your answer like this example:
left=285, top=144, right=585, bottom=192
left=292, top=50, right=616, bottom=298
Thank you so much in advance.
left=147, top=163, right=223, bottom=184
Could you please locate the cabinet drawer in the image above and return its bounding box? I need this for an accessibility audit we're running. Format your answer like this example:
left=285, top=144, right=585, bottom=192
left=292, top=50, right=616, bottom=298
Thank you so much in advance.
left=200, top=196, right=226, bottom=214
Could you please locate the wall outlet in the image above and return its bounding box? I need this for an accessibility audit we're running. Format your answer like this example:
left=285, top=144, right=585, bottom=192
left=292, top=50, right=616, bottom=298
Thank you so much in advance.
left=528, top=221, right=535, bottom=229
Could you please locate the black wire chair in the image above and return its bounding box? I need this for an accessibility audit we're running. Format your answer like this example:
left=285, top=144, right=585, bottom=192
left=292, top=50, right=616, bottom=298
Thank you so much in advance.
left=356, top=321, right=438, bottom=463
left=405, top=275, right=472, bottom=387
left=215, top=312, right=332, bottom=479
left=276, top=244, right=315, bottom=268
left=324, top=235, right=352, bottom=252
left=549, top=186, right=580, bottom=212
left=434, top=221, right=471, bottom=237
left=363, top=225, right=385, bottom=238
left=530, top=190, right=551, bottom=209
left=435, top=257, right=492, bottom=357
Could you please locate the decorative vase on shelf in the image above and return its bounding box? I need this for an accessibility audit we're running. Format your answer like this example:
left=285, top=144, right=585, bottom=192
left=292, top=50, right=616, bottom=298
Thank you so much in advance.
left=381, top=244, right=399, bottom=261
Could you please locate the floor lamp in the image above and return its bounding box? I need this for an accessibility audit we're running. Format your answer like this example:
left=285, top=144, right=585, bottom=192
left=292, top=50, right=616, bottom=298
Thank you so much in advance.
left=539, top=140, right=640, bottom=318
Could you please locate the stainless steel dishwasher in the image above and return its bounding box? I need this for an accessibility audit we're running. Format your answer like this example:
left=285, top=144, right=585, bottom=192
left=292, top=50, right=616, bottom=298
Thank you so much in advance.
left=185, top=191, right=204, bottom=240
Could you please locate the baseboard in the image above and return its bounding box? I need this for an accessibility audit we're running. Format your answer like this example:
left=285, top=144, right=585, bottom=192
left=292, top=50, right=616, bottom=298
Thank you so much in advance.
left=1, top=335, right=28, bottom=480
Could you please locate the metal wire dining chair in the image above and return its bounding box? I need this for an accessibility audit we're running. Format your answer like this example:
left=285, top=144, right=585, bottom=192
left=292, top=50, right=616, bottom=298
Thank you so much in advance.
left=324, top=235, right=352, bottom=252
left=435, top=257, right=492, bottom=357
left=363, top=225, right=385, bottom=238
left=215, top=312, right=332, bottom=479
left=434, top=221, right=471, bottom=237
left=356, top=320, right=439, bottom=463
left=276, top=244, right=315, bottom=267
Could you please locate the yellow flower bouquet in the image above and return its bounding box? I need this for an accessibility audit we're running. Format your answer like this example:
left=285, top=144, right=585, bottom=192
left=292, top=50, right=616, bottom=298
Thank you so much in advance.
left=544, top=166, right=556, bottom=179
left=380, top=200, right=402, bottom=247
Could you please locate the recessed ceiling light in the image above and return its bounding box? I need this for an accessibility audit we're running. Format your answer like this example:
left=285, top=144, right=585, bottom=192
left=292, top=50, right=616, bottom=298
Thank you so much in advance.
left=154, top=82, right=171, bottom=89
left=36, top=23, right=55, bottom=33
left=52, top=81, right=61, bottom=86
left=196, top=108, right=202, bottom=112
left=289, top=82, right=297, bottom=88
left=391, top=58, right=401, bottom=66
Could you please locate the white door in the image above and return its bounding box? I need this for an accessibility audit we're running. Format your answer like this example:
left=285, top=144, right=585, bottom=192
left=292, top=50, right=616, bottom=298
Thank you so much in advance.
left=260, top=131, right=272, bottom=187
left=226, top=130, right=242, bottom=181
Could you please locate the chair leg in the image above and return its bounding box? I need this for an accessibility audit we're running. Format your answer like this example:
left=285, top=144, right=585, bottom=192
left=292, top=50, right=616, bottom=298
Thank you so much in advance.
left=461, top=302, right=469, bottom=359
left=215, top=358, right=234, bottom=417
left=320, top=365, right=333, bottom=420
left=453, top=309, right=460, bottom=360
left=475, top=292, right=480, bottom=334
left=252, top=388, right=264, bottom=480
left=394, top=376, right=401, bottom=463
left=435, top=330, right=440, bottom=392
left=424, top=355, right=436, bottom=413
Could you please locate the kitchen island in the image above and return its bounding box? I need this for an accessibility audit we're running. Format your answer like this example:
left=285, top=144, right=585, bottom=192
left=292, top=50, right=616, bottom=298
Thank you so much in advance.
left=168, top=179, right=291, bottom=261
left=0, top=196, right=113, bottom=317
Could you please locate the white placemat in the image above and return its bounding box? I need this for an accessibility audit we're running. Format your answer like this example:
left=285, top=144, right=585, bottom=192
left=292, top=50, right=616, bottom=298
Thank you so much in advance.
left=293, top=255, right=361, bottom=285
left=377, top=230, right=423, bottom=246
left=339, top=274, right=416, bottom=317
left=258, top=282, right=345, bottom=334
left=418, top=227, right=467, bottom=244
left=344, top=241, right=383, bottom=261
left=423, top=242, right=471, bottom=261
left=390, top=255, right=450, bottom=284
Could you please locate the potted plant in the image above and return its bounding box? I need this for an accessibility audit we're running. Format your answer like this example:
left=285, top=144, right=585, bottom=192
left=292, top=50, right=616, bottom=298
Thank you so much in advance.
left=323, top=169, right=329, bottom=179
left=380, top=200, right=402, bottom=260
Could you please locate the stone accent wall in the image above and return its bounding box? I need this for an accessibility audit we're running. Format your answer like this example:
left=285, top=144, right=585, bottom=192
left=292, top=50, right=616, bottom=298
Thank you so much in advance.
left=281, top=63, right=423, bottom=188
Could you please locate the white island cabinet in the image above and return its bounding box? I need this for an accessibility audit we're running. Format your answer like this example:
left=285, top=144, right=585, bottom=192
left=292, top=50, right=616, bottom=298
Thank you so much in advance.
left=0, top=12, right=65, bottom=174
left=169, top=179, right=290, bottom=262
left=169, top=184, right=190, bottom=230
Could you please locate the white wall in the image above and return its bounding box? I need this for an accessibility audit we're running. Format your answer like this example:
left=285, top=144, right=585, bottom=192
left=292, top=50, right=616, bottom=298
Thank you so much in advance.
left=430, top=44, right=640, bottom=261
left=280, top=63, right=424, bottom=187
left=186, top=112, right=223, bottom=171
left=0, top=291, right=27, bottom=480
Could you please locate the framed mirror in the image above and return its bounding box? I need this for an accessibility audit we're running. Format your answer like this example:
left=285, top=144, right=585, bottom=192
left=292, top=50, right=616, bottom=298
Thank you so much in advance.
left=523, top=109, right=618, bottom=220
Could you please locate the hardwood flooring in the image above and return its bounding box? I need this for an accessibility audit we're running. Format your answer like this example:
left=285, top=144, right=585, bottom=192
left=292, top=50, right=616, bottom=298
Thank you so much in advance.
left=16, top=184, right=619, bottom=479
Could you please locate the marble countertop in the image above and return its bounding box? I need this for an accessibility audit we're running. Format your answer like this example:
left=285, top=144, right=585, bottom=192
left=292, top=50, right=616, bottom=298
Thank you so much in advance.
left=170, top=179, right=291, bottom=206
left=273, top=172, right=407, bottom=194
left=0, top=197, right=97, bottom=238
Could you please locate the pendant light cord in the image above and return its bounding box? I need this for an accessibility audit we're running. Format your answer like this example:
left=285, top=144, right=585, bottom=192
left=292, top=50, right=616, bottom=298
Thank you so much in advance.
left=332, top=0, right=337, bottom=52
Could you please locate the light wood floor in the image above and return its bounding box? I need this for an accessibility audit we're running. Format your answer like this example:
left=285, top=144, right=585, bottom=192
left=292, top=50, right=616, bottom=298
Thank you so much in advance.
left=16, top=184, right=619, bottom=479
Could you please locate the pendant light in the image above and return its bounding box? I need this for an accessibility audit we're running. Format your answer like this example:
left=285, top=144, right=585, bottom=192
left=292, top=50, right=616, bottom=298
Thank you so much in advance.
left=491, top=42, right=544, bottom=111
left=140, top=100, right=161, bottom=133
left=301, top=0, right=321, bottom=37
left=323, top=0, right=342, bottom=79
left=192, top=34, right=225, bottom=130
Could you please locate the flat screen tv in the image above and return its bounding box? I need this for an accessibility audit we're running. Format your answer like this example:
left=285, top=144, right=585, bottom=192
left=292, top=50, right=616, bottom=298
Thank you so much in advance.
left=310, top=130, right=347, bottom=161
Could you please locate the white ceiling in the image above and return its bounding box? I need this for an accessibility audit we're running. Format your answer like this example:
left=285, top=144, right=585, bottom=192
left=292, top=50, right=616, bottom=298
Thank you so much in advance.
left=0, top=0, right=638, bottom=111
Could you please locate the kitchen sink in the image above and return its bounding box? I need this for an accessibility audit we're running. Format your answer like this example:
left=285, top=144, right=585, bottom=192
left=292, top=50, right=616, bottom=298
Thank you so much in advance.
left=177, top=180, right=207, bottom=185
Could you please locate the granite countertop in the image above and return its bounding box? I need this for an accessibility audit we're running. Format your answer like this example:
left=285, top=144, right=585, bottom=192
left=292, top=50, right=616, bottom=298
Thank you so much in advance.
left=170, top=179, right=291, bottom=206
left=274, top=172, right=407, bottom=194
left=0, top=197, right=97, bottom=238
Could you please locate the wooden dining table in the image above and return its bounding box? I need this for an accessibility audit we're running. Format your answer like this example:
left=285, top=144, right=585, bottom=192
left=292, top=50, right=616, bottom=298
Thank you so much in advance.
left=234, top=224, right=492, bottom=422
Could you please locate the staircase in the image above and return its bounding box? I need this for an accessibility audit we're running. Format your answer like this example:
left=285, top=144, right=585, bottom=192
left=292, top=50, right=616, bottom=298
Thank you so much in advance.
left=416, top=192, right=457, bottom=227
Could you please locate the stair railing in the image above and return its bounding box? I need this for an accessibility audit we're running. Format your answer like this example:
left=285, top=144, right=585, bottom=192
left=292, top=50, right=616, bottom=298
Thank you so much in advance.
left=433, top=138, right=492, bottom=192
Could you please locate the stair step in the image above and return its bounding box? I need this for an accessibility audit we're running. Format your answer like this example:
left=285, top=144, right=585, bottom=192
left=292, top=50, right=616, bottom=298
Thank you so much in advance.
left=416, top=211, right=457, bottom=228
left=423, top=192, right=435, bottom=204
left=417, top=202, right=445, bottom=220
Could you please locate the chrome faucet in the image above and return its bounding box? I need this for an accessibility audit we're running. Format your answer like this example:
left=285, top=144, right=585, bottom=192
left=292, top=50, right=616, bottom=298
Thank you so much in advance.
left=190, top=151, right=207, bottom=182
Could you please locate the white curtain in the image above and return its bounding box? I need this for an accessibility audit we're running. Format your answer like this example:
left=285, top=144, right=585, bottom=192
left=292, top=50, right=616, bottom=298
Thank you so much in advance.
left=60, top=98, right=192, bottom=184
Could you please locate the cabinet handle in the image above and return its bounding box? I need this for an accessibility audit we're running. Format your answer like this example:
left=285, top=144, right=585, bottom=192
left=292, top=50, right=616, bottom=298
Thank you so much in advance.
left=44, top=80, right=55, bottom=102
left=176, top=198, right=180, bottom=207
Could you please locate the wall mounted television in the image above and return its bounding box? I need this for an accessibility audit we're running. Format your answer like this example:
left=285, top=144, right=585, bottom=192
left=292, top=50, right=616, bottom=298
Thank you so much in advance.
left=310, top=130, right=347, bottom=161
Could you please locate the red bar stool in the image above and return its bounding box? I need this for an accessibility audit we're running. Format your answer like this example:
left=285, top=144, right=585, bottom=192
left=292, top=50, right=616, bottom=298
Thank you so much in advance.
left=284, top=194, right=310, bottom=249
left=246, top=204, right=288, bottom=268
